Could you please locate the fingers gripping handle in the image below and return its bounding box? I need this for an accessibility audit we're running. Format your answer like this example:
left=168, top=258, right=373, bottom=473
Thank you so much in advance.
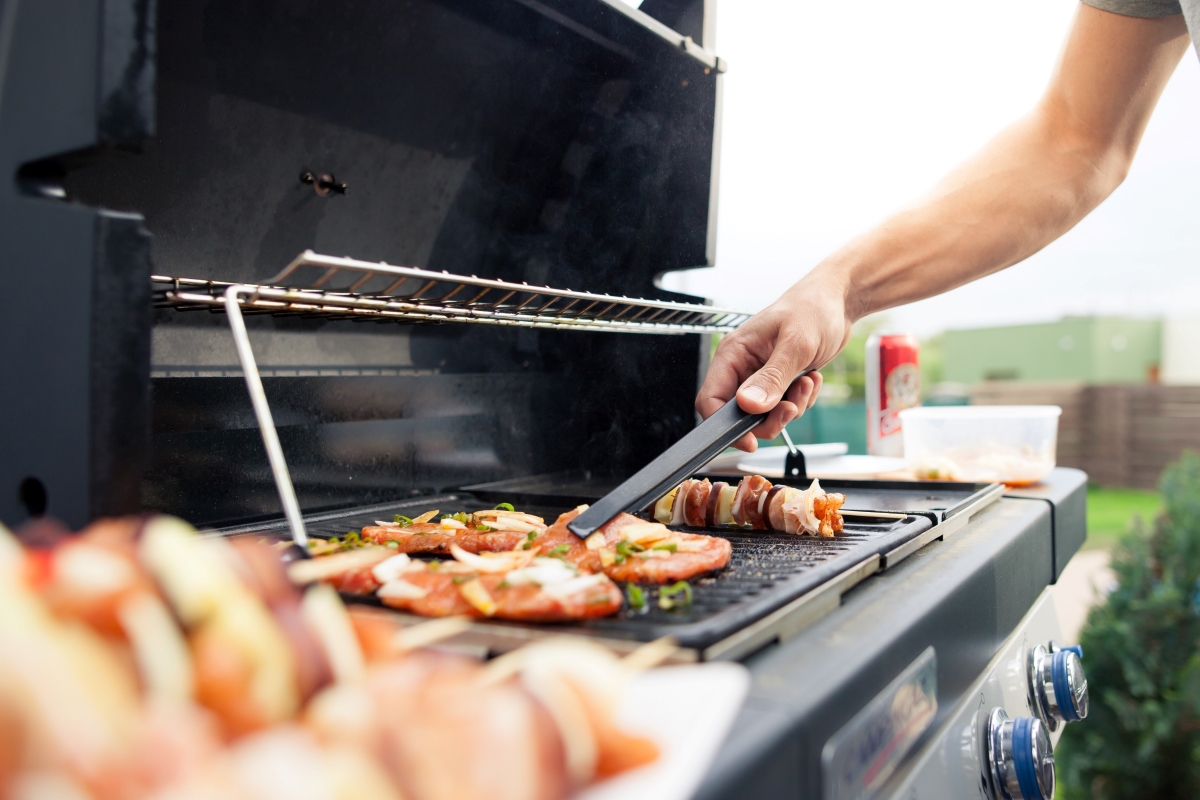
left=567, top=371, right=814, bottom=539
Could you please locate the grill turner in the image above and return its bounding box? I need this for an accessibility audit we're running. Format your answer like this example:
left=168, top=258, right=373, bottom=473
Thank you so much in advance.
left=567, top=387, right=802, bottom=539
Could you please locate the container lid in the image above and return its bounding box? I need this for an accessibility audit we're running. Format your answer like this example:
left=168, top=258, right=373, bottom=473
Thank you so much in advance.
left=899, top=405, right=1062, bottom=420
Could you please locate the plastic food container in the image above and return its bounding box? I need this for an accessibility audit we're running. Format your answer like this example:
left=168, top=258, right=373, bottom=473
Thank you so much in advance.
left=898, top=406, right=1062, bottom=486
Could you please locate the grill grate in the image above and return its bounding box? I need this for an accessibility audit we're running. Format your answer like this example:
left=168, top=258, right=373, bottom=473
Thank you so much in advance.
left=219, top=494, right=936, bottom=660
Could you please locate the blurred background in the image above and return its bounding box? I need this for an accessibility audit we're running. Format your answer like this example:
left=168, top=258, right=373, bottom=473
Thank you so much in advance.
left=656, top=0, right=1199, bottom=541
left=652, top=2, right=1200, bottom=792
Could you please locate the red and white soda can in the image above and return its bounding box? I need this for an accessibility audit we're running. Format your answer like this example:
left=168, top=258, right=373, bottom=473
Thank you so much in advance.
left=865, top=332, right=921, bottom=457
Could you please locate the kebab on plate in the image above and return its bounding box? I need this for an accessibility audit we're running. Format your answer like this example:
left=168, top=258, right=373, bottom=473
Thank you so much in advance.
left=0, top=515, right=661, bottom=800
left=654, top=476, right=846, bottom=537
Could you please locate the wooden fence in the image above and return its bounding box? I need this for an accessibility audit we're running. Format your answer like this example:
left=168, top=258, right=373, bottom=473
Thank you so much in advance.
left=969, top=382, right=1200, bottom=489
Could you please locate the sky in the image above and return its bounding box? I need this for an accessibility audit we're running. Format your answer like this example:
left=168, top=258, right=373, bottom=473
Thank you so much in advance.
left=659, top=0, right=1200, bottom=337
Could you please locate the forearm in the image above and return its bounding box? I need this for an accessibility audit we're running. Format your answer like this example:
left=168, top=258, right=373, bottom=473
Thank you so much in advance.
left=696, top=5, right=1190, bottom=446
left=803, top=5, right=1190, bottom=324
left=814, top=112, right=1127, bottom=321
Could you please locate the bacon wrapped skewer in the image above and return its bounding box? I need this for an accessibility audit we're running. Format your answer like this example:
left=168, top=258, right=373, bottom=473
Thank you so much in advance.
left=655, top=476, right=846, bottom=537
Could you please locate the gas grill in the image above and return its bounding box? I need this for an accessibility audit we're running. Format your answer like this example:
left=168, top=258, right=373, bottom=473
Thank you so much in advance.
left=0, top=1, right=1090, bottom=798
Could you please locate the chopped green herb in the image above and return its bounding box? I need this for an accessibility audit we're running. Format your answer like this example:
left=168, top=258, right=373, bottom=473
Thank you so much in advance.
left=393, top=515, right=413, bottom=527
left=548, top=544, right=571, bottom=559
left=329, top=537, right=341, bottom=545
left=494, top=502, right=515, bottom=512
left=521, top=543, right=533, bottom=550
left=451, top=575, right=469, bottom=585
left=658, top=581, right=693, bottom=611
left=626, top=584, right=646, bottom=609
left=613, top=553, right=627, bottom=565
left=496, top=581, right=509, bottom=590
left=385, top=541, right=400, bottom=549
left=652, top=543, right=678, bottom=553
left=616, top=540, right=645, bottom=559
left=526, top=530, right=538, bottom=540
left=477, top=524, right=495, bottom=532
left=441, top=511, right=471, bottom=523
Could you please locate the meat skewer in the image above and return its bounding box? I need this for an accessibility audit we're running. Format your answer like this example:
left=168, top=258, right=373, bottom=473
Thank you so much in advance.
left=1, top=515, right=661, bottom=800
left=655, top=476, right=846, bottom=537
left=291, top=545, right=624, bottom=622
left=361, top=508, right=547, bottom=555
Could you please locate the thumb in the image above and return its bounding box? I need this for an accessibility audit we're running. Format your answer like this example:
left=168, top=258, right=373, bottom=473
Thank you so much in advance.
left=736, top=350, right=804, bottom=414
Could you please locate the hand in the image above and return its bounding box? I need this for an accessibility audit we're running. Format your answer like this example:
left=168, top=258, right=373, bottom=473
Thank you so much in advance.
left=696, top=270, right=854, bottom=452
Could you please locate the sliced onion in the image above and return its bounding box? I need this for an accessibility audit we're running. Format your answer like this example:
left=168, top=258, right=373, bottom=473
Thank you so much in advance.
left=541, top=573, right=610, bottom=600
left=616, top=520, right=673, bottom=545
left=717, top=485, right=738, bottom=525
left=653, top=487, right=679, bottom=524
left=504, top=558, right=578, bottom=587
left=669, top=480, right=692, bottom=526
left=473, top=509, right=545, bottom=526
left=286, top=547, right=393, bottom=586
left=458, top=578, right=497, bottom=616
left=370, top=553, right=415, bottom=584
left=449, top=544, right=535, bottom=573
left=376, top=579, right=429, bottom=601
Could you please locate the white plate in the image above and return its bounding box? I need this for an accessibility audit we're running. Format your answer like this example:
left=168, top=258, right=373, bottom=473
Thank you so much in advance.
left=706, top=442, right=848, bottom=472
left=736, top=450, right=907, bottom=479
left=573, top=663, right=750, bottom=800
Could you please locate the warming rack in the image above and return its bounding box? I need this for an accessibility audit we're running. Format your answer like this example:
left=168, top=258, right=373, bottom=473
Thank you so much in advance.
left=153, top=251, right=754, bottom=548
left=154, top=251, right=752, bottom=335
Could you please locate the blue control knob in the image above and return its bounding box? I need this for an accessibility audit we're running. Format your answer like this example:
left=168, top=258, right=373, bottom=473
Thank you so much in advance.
left=1028, top=644, right=1089, bottom=728
left=987, top=708, right=1055, bottom=800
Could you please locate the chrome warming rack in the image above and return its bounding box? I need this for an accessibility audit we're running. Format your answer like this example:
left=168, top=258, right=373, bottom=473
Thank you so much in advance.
left=154, top=251, right=751, bottom=335
left=152, top=251, right=753, bottom=548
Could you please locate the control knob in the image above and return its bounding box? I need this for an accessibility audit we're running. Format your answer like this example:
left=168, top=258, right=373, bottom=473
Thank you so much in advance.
left=986, top=708, right=1054, bottom=800
left=1027, top=644, right=1088, bottom=730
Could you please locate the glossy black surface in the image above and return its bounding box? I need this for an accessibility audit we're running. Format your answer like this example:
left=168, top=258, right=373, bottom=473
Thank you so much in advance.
left=0, top=0, right=721, bottom=527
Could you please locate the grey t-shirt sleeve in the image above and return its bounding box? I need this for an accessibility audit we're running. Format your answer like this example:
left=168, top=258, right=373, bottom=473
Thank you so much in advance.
left=1080, top=0, right=1183, bottom=16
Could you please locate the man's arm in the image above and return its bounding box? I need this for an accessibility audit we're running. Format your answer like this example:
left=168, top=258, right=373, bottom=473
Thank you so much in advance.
left=699, top=3, right=1191, bottom=452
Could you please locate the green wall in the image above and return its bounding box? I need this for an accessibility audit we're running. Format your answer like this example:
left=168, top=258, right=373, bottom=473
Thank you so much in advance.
left=942, top=317, right=1160, bottom=384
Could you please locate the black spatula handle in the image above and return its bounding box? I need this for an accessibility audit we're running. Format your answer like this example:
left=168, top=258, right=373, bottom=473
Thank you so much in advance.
left=567, top=395, right=766, bottom=539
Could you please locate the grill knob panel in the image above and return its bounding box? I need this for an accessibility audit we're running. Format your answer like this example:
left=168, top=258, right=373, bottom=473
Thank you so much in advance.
left=1028, top=644, right=1089, bottom=727
left=986, top=708, right=1054, bottom=800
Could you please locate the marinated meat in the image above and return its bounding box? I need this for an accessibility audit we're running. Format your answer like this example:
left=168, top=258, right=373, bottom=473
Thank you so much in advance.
left=546, top=508, right=732, bottom=584
left=361, top=509, right=547, bottom=555
left=378, top=568, right=622, bottom=622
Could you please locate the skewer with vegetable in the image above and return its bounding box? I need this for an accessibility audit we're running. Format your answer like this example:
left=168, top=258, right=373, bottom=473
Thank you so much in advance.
left=359, top=505, right=547, bottom=555
left=654, top=476, right=847, bottom=537
left=0, top=515, right=665, bottom=800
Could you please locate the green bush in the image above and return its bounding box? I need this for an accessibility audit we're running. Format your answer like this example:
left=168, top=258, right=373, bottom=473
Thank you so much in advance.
left=1058, top=452, right=1200, bottom=799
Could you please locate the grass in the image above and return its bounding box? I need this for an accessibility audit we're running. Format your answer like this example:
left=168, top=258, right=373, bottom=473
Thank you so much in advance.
left=1084, top=485, right=1162, bottom=551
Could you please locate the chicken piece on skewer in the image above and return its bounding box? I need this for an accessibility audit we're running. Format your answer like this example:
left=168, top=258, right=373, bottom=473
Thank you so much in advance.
left=656, top=476, right=846, bottom=537
left=361, top=509, right=547, bottom=555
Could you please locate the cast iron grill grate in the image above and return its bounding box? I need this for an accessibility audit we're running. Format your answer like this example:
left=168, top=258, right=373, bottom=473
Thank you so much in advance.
left=220, top=495, right=933, bottom=657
